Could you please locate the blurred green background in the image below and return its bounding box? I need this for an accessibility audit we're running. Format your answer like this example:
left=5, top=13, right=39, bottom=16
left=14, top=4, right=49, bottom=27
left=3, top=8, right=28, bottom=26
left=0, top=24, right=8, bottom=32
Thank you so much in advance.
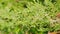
left=0, top=0, right=60, bottom=34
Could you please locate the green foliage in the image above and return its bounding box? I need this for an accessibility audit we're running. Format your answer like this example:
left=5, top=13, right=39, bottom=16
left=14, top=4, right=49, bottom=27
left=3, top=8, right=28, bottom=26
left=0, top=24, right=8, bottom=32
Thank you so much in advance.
left=0, top=0, right=60, bottom=34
